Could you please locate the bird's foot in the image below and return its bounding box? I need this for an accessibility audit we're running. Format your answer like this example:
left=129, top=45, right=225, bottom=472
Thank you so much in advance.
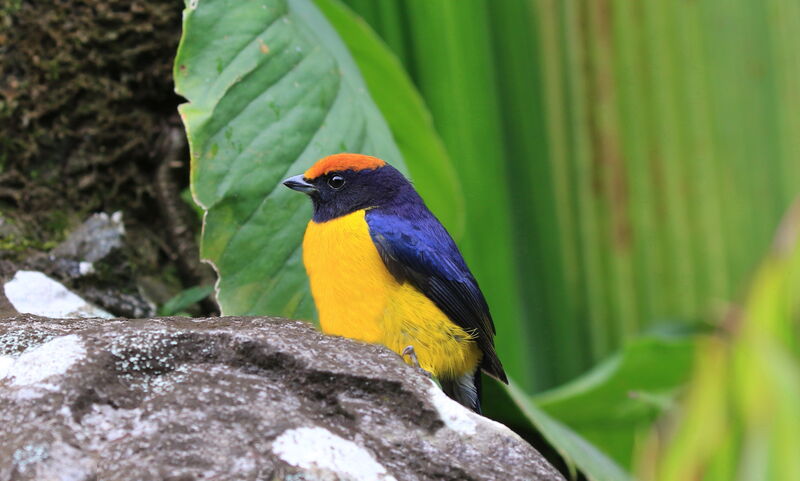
left=401, top=345, right=420, bottom=367
left=401, top=345, right=434, bottom=379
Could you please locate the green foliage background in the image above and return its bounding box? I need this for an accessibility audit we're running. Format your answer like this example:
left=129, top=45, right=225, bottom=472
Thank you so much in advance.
left=341, top=0, right=800, bottom=390
left=176, top=0, right=800, bottom=478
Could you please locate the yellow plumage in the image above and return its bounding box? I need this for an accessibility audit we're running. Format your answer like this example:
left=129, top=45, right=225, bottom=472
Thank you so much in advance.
left=302, top=209, right=481, bottom=379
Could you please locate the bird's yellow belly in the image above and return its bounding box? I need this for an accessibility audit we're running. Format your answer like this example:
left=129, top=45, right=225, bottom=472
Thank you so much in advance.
left=302, top=209, right=480, bottom=379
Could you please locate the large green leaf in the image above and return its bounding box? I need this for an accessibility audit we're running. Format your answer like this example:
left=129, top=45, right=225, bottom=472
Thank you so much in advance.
left=533, top=335, right=695, bottom=468
left=174, top=0, right=404, bottom=316
left=505, top=380, right=632, bottom=481
left=484, top=335, right=694, bottom=479
left=313, top=0, right=465, bottom=237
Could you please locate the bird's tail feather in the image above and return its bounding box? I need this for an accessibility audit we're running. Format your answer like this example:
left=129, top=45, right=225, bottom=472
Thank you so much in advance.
left=441, top=369, right=482, bottom=413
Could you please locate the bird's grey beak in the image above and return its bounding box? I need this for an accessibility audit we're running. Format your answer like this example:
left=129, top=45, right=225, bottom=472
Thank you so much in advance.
left=282, top=175, right=317, bottom=194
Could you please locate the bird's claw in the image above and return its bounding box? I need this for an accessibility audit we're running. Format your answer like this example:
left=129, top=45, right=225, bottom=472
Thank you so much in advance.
left=401, top=345, right=420, bottom=367
left=401, top=345, right=434, bottom=379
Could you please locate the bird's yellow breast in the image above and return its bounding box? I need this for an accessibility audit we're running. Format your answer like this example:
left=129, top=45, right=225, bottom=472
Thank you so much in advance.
left=302, top=209, right=480, bottom=379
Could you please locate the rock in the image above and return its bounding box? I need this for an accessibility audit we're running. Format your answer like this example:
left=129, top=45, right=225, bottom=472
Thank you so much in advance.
left=8, top=209, right=160, bottom=319
left=79, top=286, right=156, bottom=319
left=0, top=315, right=564, bottom=481
left=50, top=211, right=125, bottom=264
left=3, top=271, right=113, bottom=319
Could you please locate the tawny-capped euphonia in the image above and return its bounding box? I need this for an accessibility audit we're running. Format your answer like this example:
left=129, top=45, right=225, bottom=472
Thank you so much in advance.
left=283, top=153, right=507, bottom=412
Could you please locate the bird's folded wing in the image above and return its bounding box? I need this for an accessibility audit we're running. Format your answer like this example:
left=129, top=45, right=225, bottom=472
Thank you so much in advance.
left=365, top=209, right=507, bottom=382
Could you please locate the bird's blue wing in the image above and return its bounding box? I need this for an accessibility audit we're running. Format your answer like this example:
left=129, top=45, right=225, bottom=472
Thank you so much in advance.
left=365, top=207, right=507, bottom=382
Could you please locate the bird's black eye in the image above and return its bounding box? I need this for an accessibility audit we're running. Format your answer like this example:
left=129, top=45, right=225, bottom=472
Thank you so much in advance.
left=328, top=175, right=345, bottom=190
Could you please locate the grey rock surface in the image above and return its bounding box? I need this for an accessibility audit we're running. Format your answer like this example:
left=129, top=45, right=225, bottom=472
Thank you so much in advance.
left=50, top=211, right=125, bottom=264
left=3, top=271, right=113, bottom=319
left=0, top=315, right=564, bottom=481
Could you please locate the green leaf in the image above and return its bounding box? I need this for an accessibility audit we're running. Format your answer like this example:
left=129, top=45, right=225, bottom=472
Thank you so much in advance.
left=159, top=285, right=214, bottom=316
left=489, top=335, right=694, bottom=480
left=644, top=201, right=800, bottom=481
left=180, top=186, right=204, bottom=220
left=533, top=335, right=695, bottom=468
left=313, top=0, right=465, bottom=237
left=174, top=0, right=404, bottom=317
left=506, top=379, right=632, bottom=481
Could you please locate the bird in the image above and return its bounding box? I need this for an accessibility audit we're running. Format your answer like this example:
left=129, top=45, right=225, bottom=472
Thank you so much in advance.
left=283, top=153, right=507, bottom=412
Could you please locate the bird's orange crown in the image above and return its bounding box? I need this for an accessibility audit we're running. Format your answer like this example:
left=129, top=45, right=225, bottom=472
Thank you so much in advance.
left=304, top=153, right=386, bottom=179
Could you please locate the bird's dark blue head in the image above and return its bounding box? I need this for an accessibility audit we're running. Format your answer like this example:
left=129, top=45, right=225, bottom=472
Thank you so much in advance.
left=282, top=153, right=418, bottom=222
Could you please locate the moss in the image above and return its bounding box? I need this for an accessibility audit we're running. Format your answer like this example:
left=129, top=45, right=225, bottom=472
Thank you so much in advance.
left=0, top=210, right=69, bottom=261
left=0, top=0, right=212, bottom=316
left=0, top=0, right=182, bottom=213
left=0, top=0, right=21, bottom=15
left=0, top=0, right=186, bottom=264
left=0, top=235, right=57, bottom=256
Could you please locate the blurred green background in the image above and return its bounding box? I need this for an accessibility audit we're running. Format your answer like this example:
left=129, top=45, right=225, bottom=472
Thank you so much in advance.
left=333, top=2, right=800, bottom=478
left=338, top=0, right=800, bottom=389
left=176, top=0, right=800, bottom=478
